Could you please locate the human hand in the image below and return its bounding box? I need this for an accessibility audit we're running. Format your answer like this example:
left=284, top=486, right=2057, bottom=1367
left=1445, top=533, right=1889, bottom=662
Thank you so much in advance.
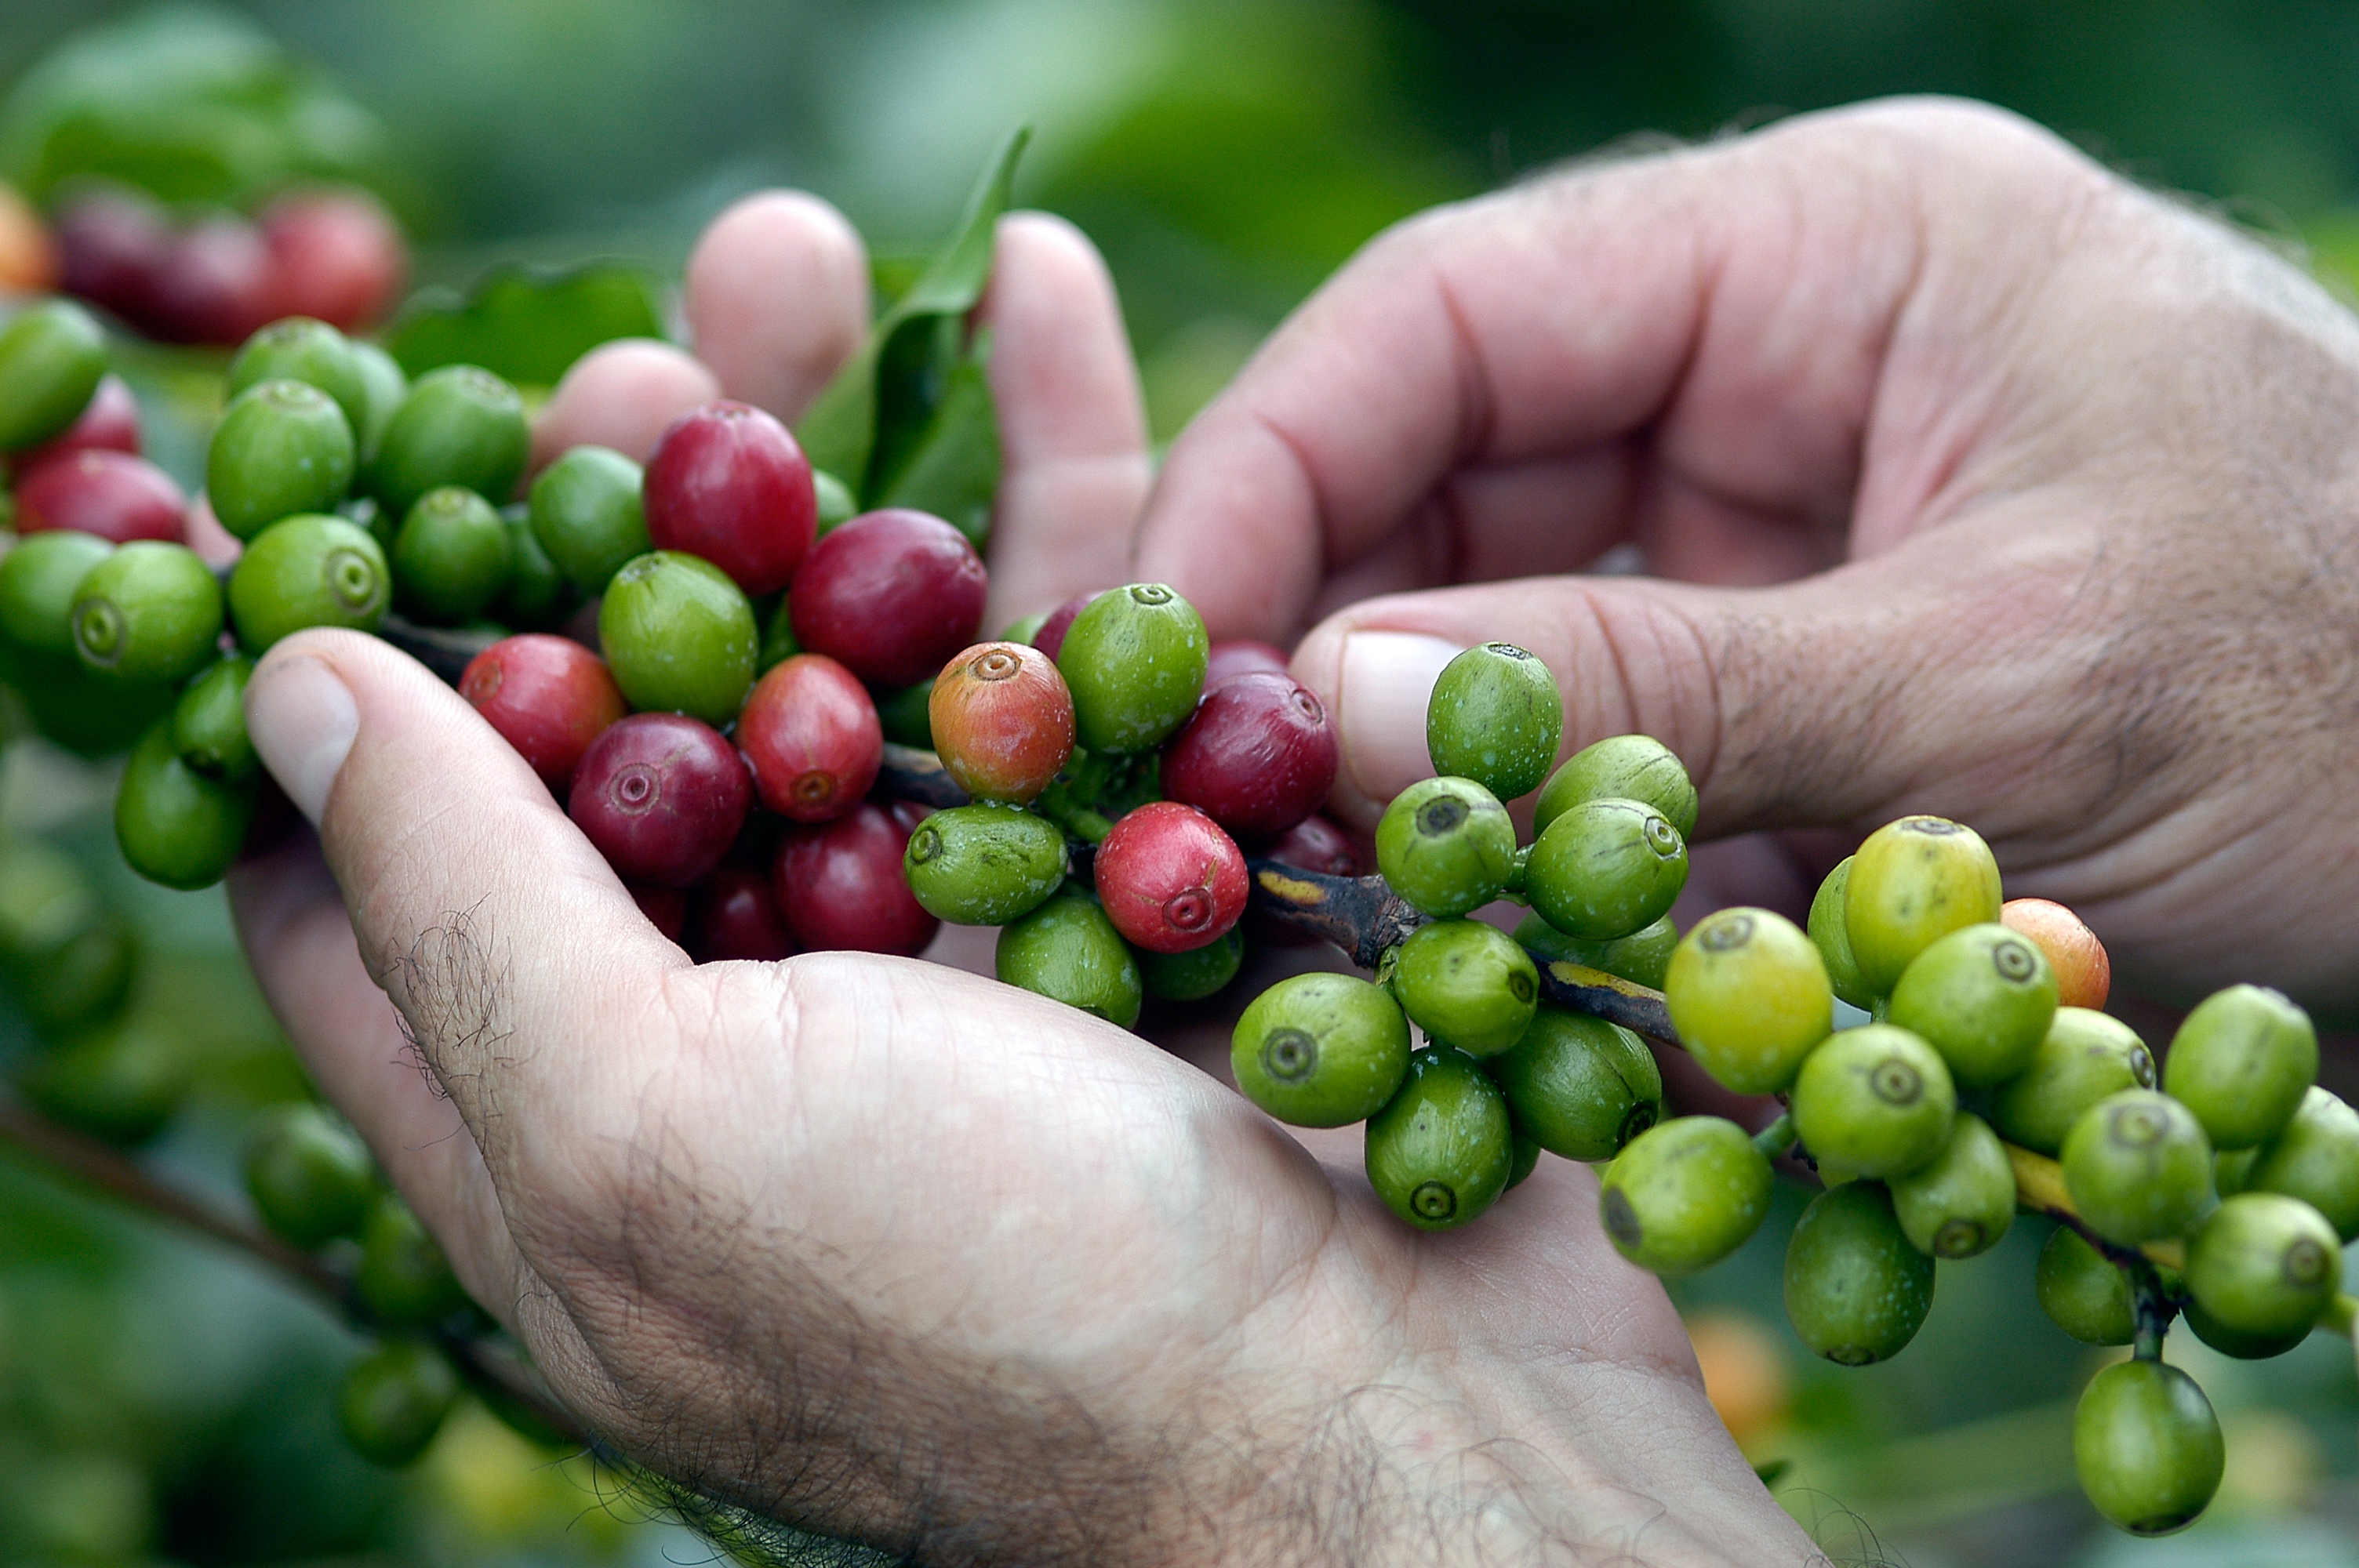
left=1138, top=96, right=2359, bottom=1018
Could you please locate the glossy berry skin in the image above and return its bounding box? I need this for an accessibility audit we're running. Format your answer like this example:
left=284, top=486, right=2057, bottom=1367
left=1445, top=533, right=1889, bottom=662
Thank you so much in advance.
left=1525, top=796, right=1688, bottom=942
left=1092, top=801, right=1249, bottom=954
left=1990, top=1007, right=2155, bottom=1155
left=1845, top=815, right=2004, bottom=993
left=1138, top=927, right=1245, bottom=1002
left=366, top=365, right=530, bottom=520
left=227, top=513, right=389, bottom=650
left=56, top=187, right=171, bottom=325
left=773, top=802, right=940, bottom=956
left=688, top=864, right=797, bottom=962
left=1783, top=1182, right=1935, bottom=1366
left=2035, top=1225, right=2135, bottom=1344
left=1030, top=591, right=1096, bottom=661
left=1534, top=734, right=1697, bottom=840
left=2245, top=1087, right=2359, bottom=1240
left=14, top=449, right=184, bottom=543
left=1056, top=583, right=1210, bottom=753
left=1663, top=908, right=1832, bottom=1095
left=0, top=528, right=112, bottom=655
left=569, top=713, right=751, bottom=888
left=1203, top=638, right=1290, bottom=688
left=0, top=298, right=106, bottom=451
left=1598, top=1116, right=1772, bottom=1274
left=1806, top=857, right=1877, bottom=1008
left=173, top=653, right=257, bottom=782
left=997, top=890, right=1142, bottom=1026
left=1485, top=1007, right=1662, bottom=1162
left=1160, top=671, right=1337, bottom=840
left=0, top=840, right=137, bottom=1036
left=928, top=641, right=1074, bottom=803
left=643, top=401, right=816, bottom=596
left=529, top=445, right=647, bottom=593
left=71, top=541, right=223, bottom=685
left=1390, top=917, right=1539, bottom=1057
left=736, top=653, right=882, bottom=822
left=2163, top=984, right=2317, bottom=1151
left=789, top=509, right=988, bottom=688
left=2061, top=1089, right=2215, bottom=1247
left=2185, top=1191, right=2340, bottom=1337
left=226, top=316, right=368, bottom=433
left=459, top=634, right=627, bottom=792
left=597, top=550, right=758, bottom=724
left=259, top=187, right=408, bottom=331
left=1426, top=642, right=1563, bottom=801
left=2001, top=897, right=2110, bottom=1009
left=1790, top=1024, right=1957, bottom=1181
left=1364, top=1047, right=1514, bottom=1230
left=355, top=1196, right=467, bottom=1327
left=148, top=216, right=274, bottom=344
left=17, top=1012, right=190, bottom=1144
left=340, top=1340, right=459, bottom=1469
left=8, top=372, right=140, bottom=476
left=393, top=485, right=512, bottom=623
left=1374, top=776, right=1517, bottom=918
left=209, top=379, right=358, bottom=540
left=243, top=1102, right=376, bottom=1250
left=1513, top=910, right=1677, bottom=992
left=1886, top=921, right=2056, bottom=1087
left=494, top=506, right=573, bottom=629
left=2074, top=1362, right=2223, bottom=1537
left=1232, top=972, right=1412, bottom=1127
left=903, top=803, right=1068, bottom=925
left=1889, top=1112, right=2015, bottom=1259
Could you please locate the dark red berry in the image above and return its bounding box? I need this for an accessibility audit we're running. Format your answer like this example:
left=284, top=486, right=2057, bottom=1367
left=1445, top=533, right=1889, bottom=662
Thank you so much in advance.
left=1264, top=813, right=1364, bottom=877
left=1031, top=592, right=1098, bottom=662
left=772, top=802, right=940, bottom=956
left=630, top=883, right=688, bottom=943
left=9, top=374, right=140, bottom=477
left=259, top=188, right=408, bottom=331
left=642, top=401, right=816, bottom=596
left=569, top=712, right=751, bottom=887
left=928, top=641, right=1074, bottom=803
left=147, top=213, right=274, bottom=345
left=460, top=633, right=628, bottom=793
left=1205, top=640, right=1290, bottom=688
left=1159, top=671, right=1338, bottom=842
left=56, top=187, right=171, bottom=325
left=13, top=449, right=184, bottom=544
left=787, top=510, right=987, bottom=689
left=688, top=863, right=797, bottom=962
left=1092, top=800, right=1249, bottom=954
left=736, top=653, right=881, bottom=823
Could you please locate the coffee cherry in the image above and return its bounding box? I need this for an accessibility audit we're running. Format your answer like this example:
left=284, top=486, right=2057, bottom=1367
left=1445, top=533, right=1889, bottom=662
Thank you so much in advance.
left=1485, top=1006, right=1662, bottom=1161
left=339, top=1340, right=459, bottom=1468
left=116, top=721, right=254, bottom=890
left=493, top=506, right=575, bottom=629
left=459, top=634, right=627, bottom=793
left=149, top=214, right=274, bottom=344
left=1663, top=908, right=1831, bottom=1095
left=1889, top=1112, right=2015, bottom=1258
left=772, top=803, right=941, bottom=956
left=760, top=597, right=805, bottom=677
left=1525, top=796, right=1687, bottom=942
left=929, top=641, right=1074, bottom=803
left=1375, top=776, right=1516, bottom=918
left=598, top=550, right=758, bottom=725
left=903, top=803, right=1067, bottom=925
left=2034, top=1225, right=2135, bottom=1344
left=259, top=188, right=407, bottom=332
left=1138, top=927, right=1244, bottom=1002
left=1783, top=1182, right=1934, bottom=1365
left=1425, top=642, right=1563, bottom=802
left=0, top=528, right=111, bottom=655
left=995, top=887, right=1143, bottom=1026
left=0, top=298, right=106, bottom=450
left=1365, top=1046, right=1514, bottom=1230
left=1801, top=857, right=1875, bottom=1011
left=13, top=646, right=173, bottom=756
left=1231, top=972, right=1411, bottom=1127
left=569, top=713, right=751, bottom=887
left=789, top=509, right=988, bottom=688
left=1844, top=815, right=2003, bottom=993
left=1507, top=1134, right=1543, bottom=1190
left=1598, top=1116, right=1772, bottom=1274
left=1056, top=583, right=1209, bottom=753
left=1989, top=1007, right=2154, bottom=1155
left=1264, top=813, right=1363, bottom=877
left=2163, top=984, right=2317, bottom=1151
left=393, top=485, right=512, bottom=624
left=689, top=863, right=798, bottom=962
left=1791, top=1025, right=1957, bottom=1181
left=8, top=372, right=139, bottom=476
left=227, top=316, right=368, bottom=432
left=2185, top=1191, right=2339, bottom=1338
left=1204, top=638, right=1290, bottom=688
left=736, top=654, right=882, bottom=822
left=1093, top=801, right=1248, bottom=953
left=365, top=365, right=529, bottom=520
left=1391, top=917, right=1539, bottom=1056
left=642, top=401, right=816, bottom=596
left=14, top=449, right=184, bottom=544
left=1160, top=670, right=1337, bottom=840
left=355, top=1194, right=468, bottom=1327
left=16, top=1011, right=190, bottom=1144
left=2179, top=1293, right=2308, bottom=1359
left=227, top=513, right=390, bottom=650
left=876, top=677, right=933, bottom=747
left=0, top=841, right=136, bottom=1035
left=244, top=1102, right=376, bottom=1250
left=2060, top=1089, right=2213, bottom=1247
left=1533, top=734, right=1697, bottom=840
left=71, top=541, right=222, bottom=685
left=1885, top=922, right=2056, bottom=1087
left=57, top=187, right=171, bottom=323
left=2001, top=897, right=2110, bottom=1009
left=350, top=341, right=406, bottom=461
left=2244, top=1087, right=2359, bottom=1240
left=208, top=379, right=358, bottom=540
left=173, top=653, right=257, bottom=782
left=1030, top=591, right=1097, bottom=661
left=2073, top=1361, right=2222, bottom=1536
left=1511, top=910, right=1678, bottom=991
left=529, top=445, right=648, bottom=593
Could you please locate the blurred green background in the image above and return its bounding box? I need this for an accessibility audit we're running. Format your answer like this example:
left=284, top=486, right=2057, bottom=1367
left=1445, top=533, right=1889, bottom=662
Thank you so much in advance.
left=2, top=2, right=2357, bottom=1565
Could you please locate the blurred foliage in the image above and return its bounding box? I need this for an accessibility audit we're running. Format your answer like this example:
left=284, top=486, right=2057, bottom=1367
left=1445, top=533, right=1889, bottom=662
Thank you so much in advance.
left=387, top=262, right=664, bottom=387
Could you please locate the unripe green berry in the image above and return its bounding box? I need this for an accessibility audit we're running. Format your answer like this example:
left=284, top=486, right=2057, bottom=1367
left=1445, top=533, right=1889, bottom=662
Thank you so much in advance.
left=227, top=513, right=390, bottom=650
left=1512, top=909, right=1677, bottom=990
left=1783, top=1181, right=1935, bottom=1365
left=1844, top=815, right=2002, bottom=993
left=597, top=550, right=757, bottom=724
left=2034, top=1225, right=2135, bottom=1345
left=1598, top=1116, right=1772, bottom=1274
left=355, top=1195, right=468, bottom=1328
left=0, top=299, right=106, bottom=450
left=1485, top=1006, right=1662, bottom=1161
left=2073, top=1361, right=2222, bottom=1537
left=1889, top=1112, right=2015, bottom=1258
left=1390, top=917, right=1538, bottom=1057
left=1425, top=642, right=1561, bottom=800
left=1807, top=855, right=1878, bottom=1009
left=227, top=317, right=367, bottom=432
left=2184, top=1191, right=2339, bottom=1338
left=528, top=445, right=647, bottom=593
left=71, top=541, right=223, bottom=685
left=2163, top=984, right=2317, bottom=1151
left=1524, top=796, right=1686, bottom=942
left=244, top=1102, right=377, bottom=1250
left=903, top=804, right=1067, bottom=925
left=1791, top=1024, right=1956, bottom=1181
left=393, top=485, right=512, bottom=624
left=1532, top=733, right=1696, bottom=840
left=365, top=364, right=529, bottom=519
left=1374, top=775, right=1516, bottom=918
left=115, top=721, right=255, bottom=890
left=1364, top=1046, right=1513, bottom=1229
left=995, top=889, right=1142, bottom=1029
left=1663, top=907, right=1831, bottom=1095
left=208, top=379, right=358, bottom=540
left=2060, top=1089, right=2214, bottom=1247
left=1233, top=971, right=1412, bottom=1128
left=1988, top=1007, right=2154, bottom=1155
left=1139, top=927, right=1243, bottom=1002
left=2244, top=1087, right=2359, bottom=1240
left=1054, top=583, right=1208, bottom=753
left=339, top=1339, right=460, bottom=1468
left=0, top=528, right=111, bottom=656
left=1886, top=922, right=2056, bottom=1087
left=172, top=653, right=256, bottom=782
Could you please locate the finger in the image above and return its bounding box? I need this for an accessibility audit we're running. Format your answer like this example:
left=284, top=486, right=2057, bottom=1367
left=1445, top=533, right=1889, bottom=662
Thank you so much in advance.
left=978, top=212, right=1153, bottom=630
left=682, top=190, right=870, bottom=423
left=529, top=338, right=721, bottom=471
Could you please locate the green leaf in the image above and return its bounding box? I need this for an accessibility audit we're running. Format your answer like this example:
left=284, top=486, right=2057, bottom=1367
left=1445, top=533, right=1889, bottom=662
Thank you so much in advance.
left=384, top=263, right=665, bottom=389
left=874, top=328, right=1001, bottom=549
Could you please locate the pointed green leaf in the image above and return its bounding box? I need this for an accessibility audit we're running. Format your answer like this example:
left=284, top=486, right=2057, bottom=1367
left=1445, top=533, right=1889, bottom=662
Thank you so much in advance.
left=874, top=329, right=1000, bottom=549
left=386, top=263, right=665, bottom=388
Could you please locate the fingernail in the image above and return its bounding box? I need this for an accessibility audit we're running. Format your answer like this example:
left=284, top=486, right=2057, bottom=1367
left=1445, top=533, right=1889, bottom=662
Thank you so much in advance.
left=1337, top=631, right=1466, bottom=804
left=245, top=656, right=358, bottom=825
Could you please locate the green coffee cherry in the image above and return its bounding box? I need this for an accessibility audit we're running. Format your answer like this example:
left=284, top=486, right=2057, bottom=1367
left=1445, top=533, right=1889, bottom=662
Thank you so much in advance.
left=2163, top=985, right=2317, bottom=1151
left=0, top=299, right=106, bottom=450
left=2060, top=1090, right=2214, bottom=1247
left=1507, top=1133, right=1542, bottom=1190
left=340, top=1339, right=460, bottom=1468
left=597, top=551, right=757, bottom=724
left=1663, top=908, right=1831, bottom=1095
left=1425, top=642, right=1562, bottom=800
left=16, top=1010, right=190, bottom=1144
left=2184, top=1191, right=2339, bottom=1338
left=1598, top=1116, right=1773, bottom=1274
left=1512, top=909, right=1676, bottom=990
left=1390, top=918, right=1538, bottom=1056
left=394, top=485, right=513, bottom=624
left=365, top=364, right=530, bottom=519
left=227, top=513, right=391, bottom=650
left=1532, top=733, right=1696, bottom=840
left=208, top=379, right=358, bottom=540
left=1783, top=1181, right=1934, bottom=1365
left=116, top=721, right=256, bottom=890
left=1890, top=1112, right=2014, bottom=1258
left=350, top=340, right=407, bottom=461
left=1790, top=1025, right=1956, bottom=1181
left=528, top=445, right=648, bottom=593
left=2245, top=1087, right=2359, bottom=1240
left=1140, top=927, right=1242, bottom=1002
left=1524, top=796, right=1687, bottom=942
left=1807, top=856, right=1878, bottom=1009
left=2215, top=1146, right=2257, bottom=1199
left=1364, top=1046, right=1514, bottom=1230
left=1233, top=971, right=1412, bottom=1127
left=1055, top=583, right=1209, bottom=753
left=355, top=1195, right=468, bottom=1328
left=0, top=529, right=111, bottom=656
left=2178, top=1294, right=2310, bottom=1360
left=2034, top=1225, right=2135, bottom=1345
left=227, top=317, right=367, bottom=432
left=995, top=890, right=1142, bottom=1029
left=71, top=542, right=223, bottom=685
left=1374, top=775, right=1516, bottom=917
left=1485, top=1006, right=1662, bottom=1161
left=172, top=653, right=256, bottom=782
left=1989, top=1007, right=2154, bottom=1155
left=2072, top=1361, right=2222, bottom=1537
left=0, top=840, right=136, bottom=1034
left=1844, top=815, right=2002, bottom=993
left=903, top=804, right=1067, bottom=925
left=874, top=677, right=933, bottom=749
left=492, top=503, right=573, bottom=629
left=812, top=468, right=857, bottom=534
left=244, top=1102, right=378, bottom=1250
left=1885, top=922, right=2056, bottom=1087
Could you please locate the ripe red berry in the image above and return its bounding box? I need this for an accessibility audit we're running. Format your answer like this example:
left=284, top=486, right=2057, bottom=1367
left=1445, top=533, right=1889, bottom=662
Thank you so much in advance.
left=1031, top=591, right=1098, bottom=662
left=736, top=653, right=882, bottom=822
left=1159, top=671, right=1338, bottom=842
left=1264, top=813, right=1363, bottom=877
left=689, top=863, right=797, bottom=962
left=259, top=187, right=408, bottom=331
left=642, top=401, right=816, bottom=596
left=9, top=374, right=140, bottom=477
left=787, top=510, right=987, bottom=689
left=147, top=213, right=275, bottom=344
left=13, top=449, right=184, bottom=544
left=56, top=187, right=171, bottom=325
left=630, top=883, right=689, bottom=944
left=569, top=712, right=751, bottom=887
left=1204, top=639, right=1290, bottom=688
left=1092, top=800, right=1248, bottom=953
left=772, top=802, right=940, bottom=956
left=460, top=633, right=628, bottom=793
left=928, top=641, right=1074, bottom=803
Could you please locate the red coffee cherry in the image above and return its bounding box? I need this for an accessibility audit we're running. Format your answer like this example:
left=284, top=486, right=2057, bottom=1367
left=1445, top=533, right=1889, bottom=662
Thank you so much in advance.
left=1264, top=813, right=1364, bottom=877
left=1031, top=591, right=1098, bottom=662
left=259, top=187, right=408, bottom=331
left=13, top=450, right=184, bottom=544
left=1092, top=800, right=1249, bottom=954
left=688, top=863, right=797, bottom=962
left=630, top=883, right=689, bottom=944
left=460, top=633, right=628, bottom=793
left=642, top=401, right=816, bottom=596
left=56, top=187, right=172, bottom=327
left=9, top=374, right=140, bottom=477
left=1204, top=639, right=1290, bottom=688
left=1159, top=671, right=1338, bottom=842
left=736, top=653, right=882, bottom=823
left=928, top=641, right=1074, bottom=803
left=147, top=213, right=275, bottom=345
left=569, top=712, right=751, bottom=887
left=787, top=509, right=987, bottom=689
left=772, top=801, right=940, bottom=956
